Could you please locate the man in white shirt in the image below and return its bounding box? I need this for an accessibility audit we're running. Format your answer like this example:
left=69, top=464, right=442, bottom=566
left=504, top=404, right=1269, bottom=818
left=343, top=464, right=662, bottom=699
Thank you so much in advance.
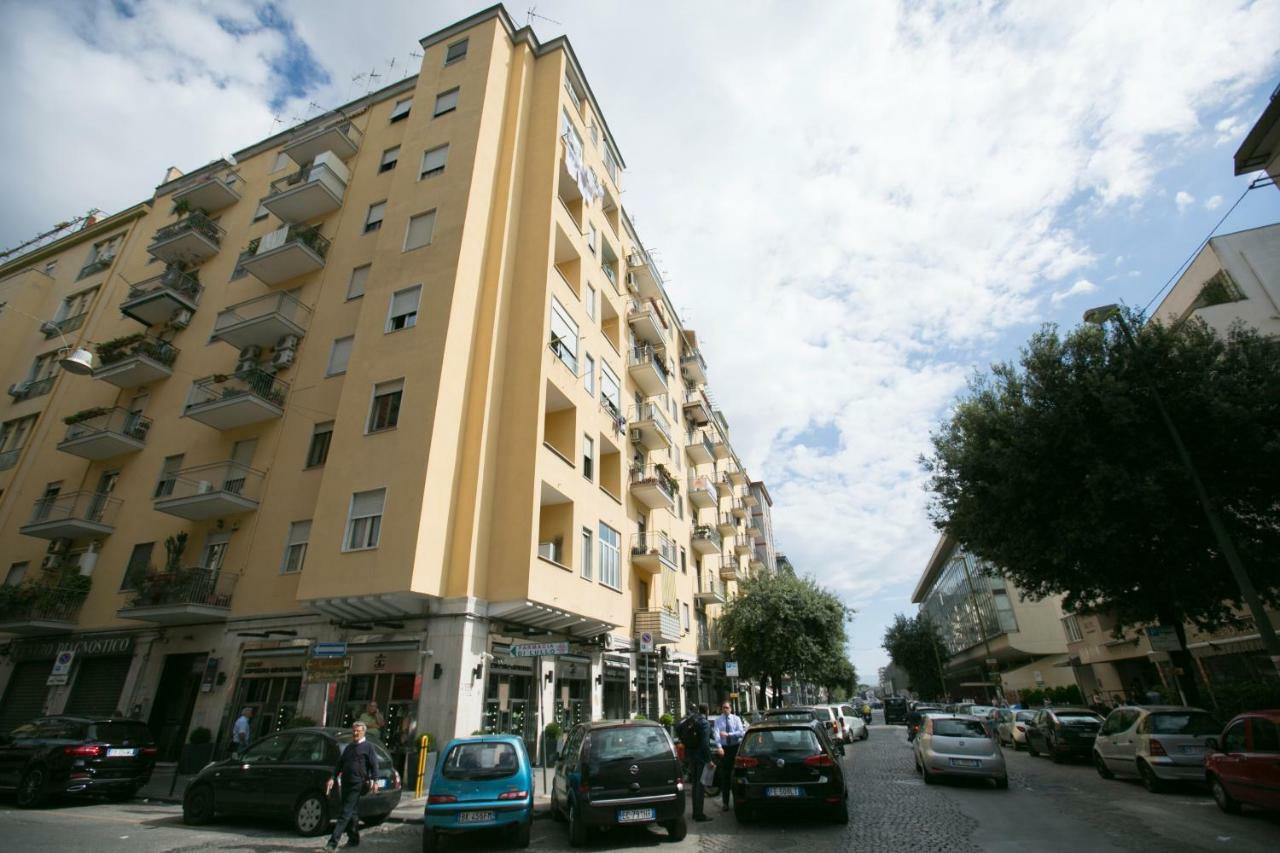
left=231, top=707, right=254, bottom=756
left=711, top=701, right=745, bottom=808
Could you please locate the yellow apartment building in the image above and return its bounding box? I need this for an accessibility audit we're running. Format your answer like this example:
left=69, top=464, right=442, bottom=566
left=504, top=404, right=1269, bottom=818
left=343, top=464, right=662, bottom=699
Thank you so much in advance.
left=0, top=5, right=775, bottom=767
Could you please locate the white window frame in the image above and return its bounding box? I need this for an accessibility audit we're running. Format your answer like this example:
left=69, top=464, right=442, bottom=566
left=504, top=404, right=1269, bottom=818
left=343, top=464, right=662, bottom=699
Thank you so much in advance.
left=281, top=520, right=311, bottom=573
left=433, top=87, right=460, bottom=117
left=420, top=144, right=449, bottom=179
left=444, top=38, right=468, bottom=65
left=403, top=210, right=436, bottom=252
left=600, top=362, right=621, bottom=410
left=583, top=434, right=594, bottom=482
left=344, top=489, right=386, bottom=552
left=386, top=285, right=422, bottom=332
left=581, top=527, right=593, bottom=580
left=599, top=523, right=620, bottom=590
left=585, top=285, right=597, bottom=321
left=367, top=378, right=404, bottom=433
left=549, top=296, right=578, bottom=370
left=326, top=336, right=354, bottom=376
left=389, top=97, right=412, bottom=122
left=583, top=353, right=594, bottom=396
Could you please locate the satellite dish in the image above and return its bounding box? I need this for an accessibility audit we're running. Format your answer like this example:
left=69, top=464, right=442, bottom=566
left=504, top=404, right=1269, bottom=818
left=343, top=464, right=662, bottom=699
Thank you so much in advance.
left=59, top=347, right=96, bottom=375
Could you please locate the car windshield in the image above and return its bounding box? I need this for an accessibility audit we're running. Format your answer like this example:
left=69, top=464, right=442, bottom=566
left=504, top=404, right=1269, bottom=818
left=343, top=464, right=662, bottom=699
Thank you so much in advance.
left=741, top=728, right=822, bottom=756
left=969, top=706, right=996, bottom=718
left=933, top=719, right=990, bottom=738
left=441, top=742, right=520, bottom=780
left=1015, top=711, right=1037, bottom=722
left=1056, top=712, right=1102, bottom=725
left=1148, top=712, right=1220, bottom=736
left=588, top=727, right=672, bottom=764
left=90, top=722, right=151, bottom=744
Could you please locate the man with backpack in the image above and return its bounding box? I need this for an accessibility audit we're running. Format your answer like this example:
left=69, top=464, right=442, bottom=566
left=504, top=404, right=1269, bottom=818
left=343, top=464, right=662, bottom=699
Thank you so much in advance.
left=676, top=703, right=716, bottom=821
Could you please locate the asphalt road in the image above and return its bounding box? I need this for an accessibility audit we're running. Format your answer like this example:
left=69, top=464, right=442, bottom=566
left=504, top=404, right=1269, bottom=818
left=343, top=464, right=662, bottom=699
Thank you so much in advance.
left=3, top=717, right=1279, bottom=851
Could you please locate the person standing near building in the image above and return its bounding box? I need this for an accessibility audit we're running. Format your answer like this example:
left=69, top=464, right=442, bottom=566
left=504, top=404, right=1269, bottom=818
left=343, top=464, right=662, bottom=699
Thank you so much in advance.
left=357, top=701, right=386, bottom=742
left=231, top=707, right=254, bottom=757
left=712, top=700, right=745, bottom=809
left=325, top=720, right=378, bottom=850
left=678, top=704, right=716, bottom=822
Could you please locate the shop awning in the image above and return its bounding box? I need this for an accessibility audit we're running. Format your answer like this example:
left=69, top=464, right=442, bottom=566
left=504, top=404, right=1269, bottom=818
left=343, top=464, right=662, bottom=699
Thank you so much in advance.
left=487, top=599, right=617, bottom=640
left=304, top=591, right=428, bottom=621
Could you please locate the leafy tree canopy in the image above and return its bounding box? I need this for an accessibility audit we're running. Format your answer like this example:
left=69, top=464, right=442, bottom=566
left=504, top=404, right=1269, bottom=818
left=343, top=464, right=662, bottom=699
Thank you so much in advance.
left=882, top=613, right=948, bottom=699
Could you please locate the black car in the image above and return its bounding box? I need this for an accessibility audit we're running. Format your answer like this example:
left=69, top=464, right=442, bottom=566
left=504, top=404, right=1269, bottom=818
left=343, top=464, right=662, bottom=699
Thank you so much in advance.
left=883, top=697, right=909, bottom=725
left=182, top=727, right=402, bottom=836
left=761, top=707, right=845, bottom=752
left=731, top=720, right=848, bottom=824
left=550, top=720, right=686, bottom=847
left=0, top=716, right=156, bottom=807
left=1026, top=707, right=1104, bottom=763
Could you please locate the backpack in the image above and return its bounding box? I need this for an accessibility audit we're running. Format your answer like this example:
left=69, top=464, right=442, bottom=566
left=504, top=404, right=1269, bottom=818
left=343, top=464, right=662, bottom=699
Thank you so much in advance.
left=676, top=714, right=704, bottom=751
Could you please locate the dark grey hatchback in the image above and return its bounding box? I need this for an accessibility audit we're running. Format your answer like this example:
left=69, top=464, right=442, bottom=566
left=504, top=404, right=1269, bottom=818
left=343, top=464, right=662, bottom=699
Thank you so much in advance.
left=0, top=716, right=156, bottom=807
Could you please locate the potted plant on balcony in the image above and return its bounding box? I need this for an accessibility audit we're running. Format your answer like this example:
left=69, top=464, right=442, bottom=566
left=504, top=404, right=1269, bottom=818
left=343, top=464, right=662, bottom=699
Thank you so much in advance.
left=164, top=532, right=188, bottom=572
left=96, top=332, right=146, bottom=366
left=0, top=582, right=38, bottom=619
left=62, top=406, right=114, bottom=426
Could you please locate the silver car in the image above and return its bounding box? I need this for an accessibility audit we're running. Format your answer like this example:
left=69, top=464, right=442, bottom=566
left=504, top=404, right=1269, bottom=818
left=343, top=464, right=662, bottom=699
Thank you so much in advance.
left=997, top=710, right=1037, bottom=749
left=913, top=715, right=1008, bottom=789
left=1092, top=705, right=1221, bottom=792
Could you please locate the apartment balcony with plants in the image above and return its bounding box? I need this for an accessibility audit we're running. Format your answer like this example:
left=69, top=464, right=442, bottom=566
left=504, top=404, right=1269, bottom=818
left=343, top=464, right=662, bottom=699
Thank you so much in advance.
left=147, top=210, right=224, bottom=266
left=170, top=173, right=241, bottom=213
left=627, top=345, right=670, bottom=397
left=0, top=577, right=90, bottom=636
left=628, top=400, right=672, bottom=451
left=57, top=407, right=150, bottom=461
left=691, top=523, right=722, bottom=557
left=94, top=334, right=178, bottom=388
left=118, top=566, right=239, bottom=625
left=630, top=531, right=677, bottom=577
left=119, top=266, right=202, bottom=327
left=42, top=311, right=87, bottom=340
left=694, top=567, right=726, bottom=606
left=19, top=490, right=121, bottom=540
left=153, top=460, right=265, bottom=520
left=629, top=463, right=677, bottom=511
left=281, top=119, right=363, bottom=166
left=183, top=368, right=287, bottom=430
left=237, top=223, right=329, bottom=285
left=209, top=291, right=311, bottom=351
left=260, top=153, right=350, bottom=223
left=698, top=618, right=725, bottom=659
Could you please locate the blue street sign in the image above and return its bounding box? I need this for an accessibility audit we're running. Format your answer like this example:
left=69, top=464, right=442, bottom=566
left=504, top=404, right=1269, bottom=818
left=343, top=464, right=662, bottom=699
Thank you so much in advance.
left=312, top=642, right=348, bottom=658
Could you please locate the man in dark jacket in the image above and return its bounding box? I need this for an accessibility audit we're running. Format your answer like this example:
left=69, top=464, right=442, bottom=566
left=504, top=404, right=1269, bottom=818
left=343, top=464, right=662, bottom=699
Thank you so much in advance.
left=325, top=721, right=379, bottom=850
left=686, top=704, right=717, bottom=822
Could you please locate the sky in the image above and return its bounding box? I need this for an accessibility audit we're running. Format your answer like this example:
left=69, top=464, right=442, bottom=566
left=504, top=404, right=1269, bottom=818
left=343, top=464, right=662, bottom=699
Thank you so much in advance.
left=2, top=0, right=1279, bottom=685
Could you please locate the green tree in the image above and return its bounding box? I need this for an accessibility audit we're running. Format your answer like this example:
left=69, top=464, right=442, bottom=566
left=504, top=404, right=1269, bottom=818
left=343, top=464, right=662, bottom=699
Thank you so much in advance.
left=882, top=613, right=948, bottom=699
left=717, top=571, right=852, bottom=707
left=923, top=314, right=1280, bottom=705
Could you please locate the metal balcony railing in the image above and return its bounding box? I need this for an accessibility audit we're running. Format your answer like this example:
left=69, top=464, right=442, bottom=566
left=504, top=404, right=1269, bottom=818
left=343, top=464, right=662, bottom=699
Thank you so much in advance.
left=628, top=402, right=672, bottom=443
left=8, top=376, right=54, bottom=402
left=27, top=490, right=122, bottom=527
left=692, top=524, right=722, bottom=550
left=687, top=430, right=716, bottom=459
left=0, top=585, right=87, bottom=623
left=211, top=290, right=312, bottom=338
left=152, top=210, right=224, bottom=247
left=681, top=348, right=707, bottom=375
left=630, top=465, right=678, bottom=500
left=241, top=223, right=330, bottom=261
left=96, top=334, right=179, bottom=368
left=699, top=570, right=725, bottom=600
left=0, top=448, right=19, bottom=471
left=125, top=567, right=238, bottom=610
left=631, top=531, right=677, bottom=565
left=124, top=268, right=203, bottom=306
left=160, top=460, right=266, bottom=502
left=62, top=407, right=151, bottom=444
left=629, top=345, right=670, bottom=383
left=186, top=368, right=289, bottom=411
left=43, top=313, right=86, bottom=339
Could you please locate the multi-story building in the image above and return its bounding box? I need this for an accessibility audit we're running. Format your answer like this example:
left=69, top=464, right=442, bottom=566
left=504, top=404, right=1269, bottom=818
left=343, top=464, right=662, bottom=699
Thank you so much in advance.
left=1151, top=223, right=1280, bottom=339
left=912, top=535, right=1077, bottom=702
left=1234, top=82, right=1280, bottom=188
left=748, top=480, right=777, bottom=575
left=0, top=5, right=773, bottom=764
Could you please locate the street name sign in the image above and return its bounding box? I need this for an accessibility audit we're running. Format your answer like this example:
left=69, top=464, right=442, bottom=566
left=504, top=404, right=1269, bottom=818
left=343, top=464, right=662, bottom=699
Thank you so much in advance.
left=510, top=641, right=569, bottom=657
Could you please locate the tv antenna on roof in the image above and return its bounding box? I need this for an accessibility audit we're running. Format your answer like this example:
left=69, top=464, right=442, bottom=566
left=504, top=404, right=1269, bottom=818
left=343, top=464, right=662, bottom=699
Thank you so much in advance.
left=527, top=5, right=561, bottom=27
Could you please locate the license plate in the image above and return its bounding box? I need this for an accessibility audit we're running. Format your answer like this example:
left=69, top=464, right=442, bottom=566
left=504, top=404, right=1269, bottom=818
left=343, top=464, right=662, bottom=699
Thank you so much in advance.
left=458, top=810, right=495, bottom=824
left=949, top=758, right=980, bottom=768
left=106, top=748, right=137, bottom=758
left=374, top=778, right=388, bottom=790
left=1179, top=745, right=1204, bottom=755
left=617, top=808, right=656, bottom=823
left=765, top=786, right=803, bottom=798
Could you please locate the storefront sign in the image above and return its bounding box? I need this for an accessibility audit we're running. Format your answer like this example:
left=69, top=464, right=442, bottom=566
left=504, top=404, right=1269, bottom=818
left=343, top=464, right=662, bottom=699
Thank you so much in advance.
left=312, top=642, right=348, bottom=658
left=304, top=656, right=351, bottom=683
left=201, top=657, right=221, bottom=693
left=1146, top=626, right=1183, bottom=652
left=11, top=634, right=134, bottom=663
left=510, top=642, right=569, bottom=657
left=725, top=661, right=739, bottom=678
left=47, top=651, right=76, bottom=686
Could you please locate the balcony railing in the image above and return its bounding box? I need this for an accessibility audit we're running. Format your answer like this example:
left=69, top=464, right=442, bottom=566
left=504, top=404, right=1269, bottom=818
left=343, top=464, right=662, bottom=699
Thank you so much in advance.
left=696, top=570, right=726, bottom=603
left=60, top=406, right=151, bottom=449
left=283, top=120, right=363, bottom=164
left=0, top=585, right=87, bottom=625
left=24, top=490, right=121, bottom=530
left=186, top=368, right=288, bottom=411
left=681, top=349, right=708, bottom=384
left=628, top=401, right=672, bottom=446
left=0, top=448, right=19, bottom=471
left=631, top=531, right=678, bottom=566
left=124, top=268, right=202, bottom=308
left=629, top=346, right=669, bottom=382
left=124, top=567, right=238, bottom=611
left=263, top=161, right=349, bottom=223
left=77, top=255, right=114, bottom=280
left=43, top=313, right=86, bottom=339
left=237, top=224, right=330, bottom=285
left=242, top=223, right=330, bottom=261
left=692, top=524, right=722, bottom=550
left=159, top=460, right=265, bottom=503
left=698, top=621, right=724, bottom=655
left=97, top=334, right=179, bottom=369
left=630, top=464, right=678, bottom=500
left=7, top=375, right=54, bottom=402
left=209, top=290, right=311, bottom=349
left=151, top=210, right=224, bottom=249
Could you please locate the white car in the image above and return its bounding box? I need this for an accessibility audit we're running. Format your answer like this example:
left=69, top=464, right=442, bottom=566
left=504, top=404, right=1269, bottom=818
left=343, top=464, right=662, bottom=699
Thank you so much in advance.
left=1093, top=705, right=1221, bottom=792
left=833, top=704, right=868, bottom=743
left=914, top=714, right=1008, bottom=789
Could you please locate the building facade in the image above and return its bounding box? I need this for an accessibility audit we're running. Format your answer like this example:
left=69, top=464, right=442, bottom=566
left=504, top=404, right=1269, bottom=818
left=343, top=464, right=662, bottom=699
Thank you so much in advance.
left=1234, top=83, right=1280, bottom=188
left=1152, top=223, right=1280, bottom=339
left=0, top=6, right=775, bottom=766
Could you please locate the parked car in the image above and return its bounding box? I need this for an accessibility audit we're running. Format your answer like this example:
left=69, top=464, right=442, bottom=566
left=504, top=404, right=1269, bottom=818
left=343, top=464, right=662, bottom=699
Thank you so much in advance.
left=833, top=705, right=869, bottom=742
left=1026, top=708, right=1104, bottom=763
left=914, top=715, right=1007, bottom=788
left=550, top=720, right=686, bottom=847
left=1092, top=706, right=1220, bottom=792
left=423, top=735, right=533, bottom=850
left=0, top=716, right=157, bottom=807
left=999, top=710, right=1037, bottom=750
left=990, top=709, right=1014, bottom=745
left=1204, top=709, right=1280, bottom=814
left=760, top=707, right=846, bottom=753
left=883, top=697, right=909, bottom=725
left=731, top=719, right=848, bottom=823
left=182, top=727, right=401, bottom=836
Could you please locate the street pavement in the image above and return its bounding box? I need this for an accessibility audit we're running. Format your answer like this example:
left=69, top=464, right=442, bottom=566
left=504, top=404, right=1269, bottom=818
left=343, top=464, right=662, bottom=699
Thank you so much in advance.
left=3, top=715, right=1279, bottom=851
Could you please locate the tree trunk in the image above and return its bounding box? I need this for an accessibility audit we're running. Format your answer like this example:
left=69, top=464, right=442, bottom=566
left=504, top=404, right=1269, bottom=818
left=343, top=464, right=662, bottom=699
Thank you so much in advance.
left=1158, top=609, right=1202, bottom=707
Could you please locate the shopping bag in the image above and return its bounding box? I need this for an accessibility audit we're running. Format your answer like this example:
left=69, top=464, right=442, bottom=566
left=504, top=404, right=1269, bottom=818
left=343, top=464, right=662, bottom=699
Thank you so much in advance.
left=700, top=761, right=717, bottom=787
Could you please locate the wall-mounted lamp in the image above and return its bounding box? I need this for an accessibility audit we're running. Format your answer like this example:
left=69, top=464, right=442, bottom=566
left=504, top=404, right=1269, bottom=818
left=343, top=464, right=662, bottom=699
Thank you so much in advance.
left=545, top=670, right=554, bottom=684
left=471, top=663, right=484, bottom=681
left=433, top=663, right=443, bottom=680
left=631, top=677, right=638, bottom=687
left=595, top=674, right=603, bottom=685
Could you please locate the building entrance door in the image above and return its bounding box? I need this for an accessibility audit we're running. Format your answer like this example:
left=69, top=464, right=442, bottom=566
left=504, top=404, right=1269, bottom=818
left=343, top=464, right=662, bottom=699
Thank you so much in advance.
left=148, top=652, right=206, bottom=761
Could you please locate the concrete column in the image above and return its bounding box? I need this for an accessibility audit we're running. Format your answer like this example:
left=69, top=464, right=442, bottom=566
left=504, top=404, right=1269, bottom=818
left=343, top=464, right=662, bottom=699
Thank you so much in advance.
left=417, top=601, right=489, bottom=747
left=589, top=649, right=603, bottom=720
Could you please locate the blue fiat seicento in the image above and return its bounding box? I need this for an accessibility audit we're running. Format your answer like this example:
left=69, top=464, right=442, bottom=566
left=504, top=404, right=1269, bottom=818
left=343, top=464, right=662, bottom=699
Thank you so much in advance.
left=423, top=735, right=534, bottom=851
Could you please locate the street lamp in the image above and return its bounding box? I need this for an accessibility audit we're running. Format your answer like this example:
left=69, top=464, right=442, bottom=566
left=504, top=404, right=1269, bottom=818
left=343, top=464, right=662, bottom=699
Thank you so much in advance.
left=1083, top=303, right=1280, bottom=679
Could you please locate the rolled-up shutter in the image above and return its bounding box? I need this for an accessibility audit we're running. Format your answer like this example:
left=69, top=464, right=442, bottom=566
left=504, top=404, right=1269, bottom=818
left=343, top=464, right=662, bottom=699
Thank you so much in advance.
left=65, top=656, right=133, bottom=718
left=0, top=661, right=53, bottom=732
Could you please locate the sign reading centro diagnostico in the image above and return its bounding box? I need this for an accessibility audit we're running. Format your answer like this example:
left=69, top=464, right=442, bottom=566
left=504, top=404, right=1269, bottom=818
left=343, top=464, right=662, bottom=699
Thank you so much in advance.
left=9, top=635, right=135, bottom=663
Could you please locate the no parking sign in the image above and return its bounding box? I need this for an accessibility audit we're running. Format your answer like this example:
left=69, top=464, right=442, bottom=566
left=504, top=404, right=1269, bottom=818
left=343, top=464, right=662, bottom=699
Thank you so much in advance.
left=47, top=650, right=75, bottom=686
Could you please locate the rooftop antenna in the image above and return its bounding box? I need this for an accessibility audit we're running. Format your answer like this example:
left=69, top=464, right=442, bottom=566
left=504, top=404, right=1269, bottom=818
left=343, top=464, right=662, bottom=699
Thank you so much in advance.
left=268, top=114, right=284, bottom=136
left=406, top=50, right=422, bottom=79
left=364, top=67, right=382, bottom=94
left=527, top=5, right=561, bottom=27
left=307, top=101, right=324, bottom=117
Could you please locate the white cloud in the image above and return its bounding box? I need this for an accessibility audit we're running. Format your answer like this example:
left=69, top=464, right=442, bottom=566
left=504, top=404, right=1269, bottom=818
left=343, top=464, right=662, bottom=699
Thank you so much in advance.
left=1175, top=190, right=1196, bottom=212
left=3, top=0, right=1279, bottom=680
left=1204, top=194, right=1225, bottom=210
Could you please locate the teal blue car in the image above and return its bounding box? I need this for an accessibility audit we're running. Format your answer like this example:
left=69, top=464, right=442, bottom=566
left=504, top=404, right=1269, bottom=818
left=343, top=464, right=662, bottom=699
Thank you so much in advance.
left=423, top=735, right=533, bottom=851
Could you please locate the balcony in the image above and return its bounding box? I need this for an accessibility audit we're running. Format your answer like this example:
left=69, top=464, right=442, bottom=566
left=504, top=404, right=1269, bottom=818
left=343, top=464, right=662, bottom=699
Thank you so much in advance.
left=261, top=158, right=349, bottom=224
left=628, top=346, right=670, bottom=397
left=691, top=524, right=722, bottom=556
left=629, top=464, right=677, bottom=511
left=711, top=429, right=731, bottom=461
left=282, top=120, right=363, bottom=166
left=695, top=570, right=726, bottom=606
left=209, top=291, right=311, bottom=351
left=683, top=390, right=711, bottom=425
left=685, top=429, right=715, bottom=465
left=0, top=448, right=18, bottom=471
left=628, top=401, right=672, bottom=451
left=7, top=376, right=54, bottom=402
left=630, top=532, right=677, bottom=576
left=688, top=475, right=717, bottom=509
left=698, top=622, right=724, bottom=659
left=627, top=249, right=664, bottom=301
left=147, top=211, right=224, bottom=265
left=732, top=500, right=747, bottom=520
left=0, top=586, right=87, bottom=636
left=746, top=515, right=763, bottom=538
left=735, top=537, right=751, bottom=557
left=238, top=224, right=329, bottom=286
left=43, top=313, right=86, bottom=339
left=627, top=299, right=669, bottom=347
left=19, top=491, right=120, bottom=540
left=750, top=547, right=767, bottom=572
left=119, top=267, right=202, bottom=327
left=719, top=558, right=739, bottom=582
left=716, top=512, right=739, bottom=537
left=118, top=568, right=238, bottom=625
left=634, top=608, right=681, bottom=645
left=94, top=334, right=178, bottom=388
left=742, top=492, right=759, bottom=508
left=716, top=472, right=734, bottom=498
left=57, top=407, right=150, bottom=460
left=172, top=174, right=241, bottom=213
left=153, top=460, right=264, bottom=520
left=681, top=349, right=708, bottom=386
left=183, top=369, right=287, bottom=431
left=729, top=466, right=747, bottom=486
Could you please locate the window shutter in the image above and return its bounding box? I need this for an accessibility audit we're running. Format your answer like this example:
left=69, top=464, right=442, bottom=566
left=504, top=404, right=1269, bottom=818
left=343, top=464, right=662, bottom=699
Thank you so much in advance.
left=327, top=337, right=353, bottom=375
left=380, top=147, right=400, bottom=168
left=421, top=145, right=448, bottom=176
left=390, top=98, right=412, bottom=120
left=404, top=211, right=436, bottom=250
left=347, top=265, right=370, bottom=299
left=351, top=488, right=386, bottom=517
left=366, top=202, right=386, bottom=227
left=288, top=520, right=312, bottom=546
left=390, top=287, right=421, bottom=318
left=434, top=88, right=459, bottom=115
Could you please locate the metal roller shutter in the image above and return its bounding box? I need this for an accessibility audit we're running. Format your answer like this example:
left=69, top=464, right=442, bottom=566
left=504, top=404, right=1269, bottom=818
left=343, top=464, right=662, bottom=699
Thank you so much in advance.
left=65, top=656, right=133, bottom=718
left=0, top=661, right=54, bottom=732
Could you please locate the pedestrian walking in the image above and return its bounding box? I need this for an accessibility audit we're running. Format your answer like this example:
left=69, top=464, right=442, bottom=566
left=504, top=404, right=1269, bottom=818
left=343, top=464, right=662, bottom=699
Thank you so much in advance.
left=324, top=720, right=379, bottom=850
left=231, top=706, right=254, bottom=757
left=713, top=700, right=745, bottom=810
left=678, top=703, right=716, bottom=822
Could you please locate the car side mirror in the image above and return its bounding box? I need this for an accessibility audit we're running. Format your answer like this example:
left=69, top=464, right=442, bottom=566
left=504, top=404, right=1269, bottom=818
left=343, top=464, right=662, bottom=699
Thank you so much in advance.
left=1205, top=737, right=1219, bottom=752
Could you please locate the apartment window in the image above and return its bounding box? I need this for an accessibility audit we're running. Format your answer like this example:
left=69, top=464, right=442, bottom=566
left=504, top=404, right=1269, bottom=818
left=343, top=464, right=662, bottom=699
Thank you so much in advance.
left=444, top=38, right=468, bottom=64
left=306, top=422, right=333, bottom=468
left=379, top=146, right=400, bottom=173
left=345, top=489, right=386, bottom=551
left=253, top=201, right=269, bottom=222
left=581, top=527, right=593, bottom=581
left=561, top=107, right=579, bottom=142
left=603, top=146, right=620, bottom=185
left=154, top=454, right=183, bottom=498
left=420, top=144, right=449, bottom=179
left=583, top=435, right=594, bottom=481
left=326, top=336, right=354, bottom=376
left=347, top=264, right=370, bottom=300
left=433, top=88, right=459, bottom=117
left=404, top=210, right=436, bottom=251
left=680, top=547, right=687, bottom=574
left=0, top=415, right=36, bottom=469
left=549, top=297, right=578, bottom=371
left=584, top=286, right=597, bottom=323
left=121, top=543, right=154, bottom=591
left=1062, top=614, right=1083, bottom=644
left=364, top=201, right=386, bottom=233
left=43, top=259, right=57, bottom=276
left=281, top=520, right=312, bottom=573
left=387, top=285, right=421, bottom=331
left=583, top=354, right=594, bottom=395
left=587, top=224, right=598, bottom=255
left=4, top=562, right=28, bottom=587
left=600, top=362, right=620, bottom=412
left=682, top=602, right=691, bottom=631
left=389, top=97, right=412, bottom=123
left=271, top=151, right=291, bottom=172
left=368, top=379, right=403, bottom=432
left=599, top=523, right=620, bottom=589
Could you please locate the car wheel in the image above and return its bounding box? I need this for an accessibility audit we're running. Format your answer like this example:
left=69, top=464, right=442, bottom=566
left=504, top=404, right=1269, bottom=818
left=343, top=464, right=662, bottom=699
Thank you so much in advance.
left=861, top=730, right=869, bottom=741
left=995, top=776, right=1009, bottom=790
left=16, top=766, right=49, bottom=809
left=422, top=827, right=439, bottom=853
left=363, top=811, right=391, bottom=827
left=568, top=801, right=589, bottom=848
left=1210, top=774, right=1241, bottom=815
left=922, top=766, right=936, bottom=785
left=183, top=784, right=215, bottom=825
left=831, top=800, right=850, bottom=824
left=1138, top=761, right=1166, bottom=794
left=1050, top=746, right=1065, bottom=764
left=550, top=793, right=567, bottom=823
left=515, top=816, right=533, bottom=848
left=1093, top=752, right=1114, bottom=780
left=292, top=791, right=329, bottom=836
left=664, top=815, right=687, bottom=841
